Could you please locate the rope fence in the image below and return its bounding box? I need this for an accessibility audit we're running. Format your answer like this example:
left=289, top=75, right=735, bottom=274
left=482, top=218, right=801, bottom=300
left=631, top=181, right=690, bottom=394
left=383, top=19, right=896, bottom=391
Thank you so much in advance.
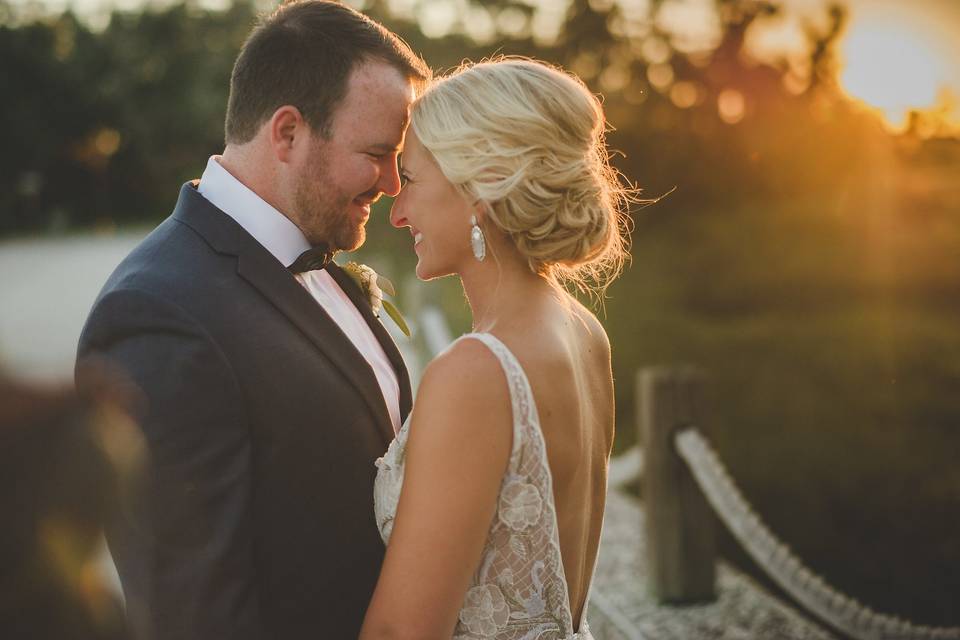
left=674, top=426, right=960, bottom=640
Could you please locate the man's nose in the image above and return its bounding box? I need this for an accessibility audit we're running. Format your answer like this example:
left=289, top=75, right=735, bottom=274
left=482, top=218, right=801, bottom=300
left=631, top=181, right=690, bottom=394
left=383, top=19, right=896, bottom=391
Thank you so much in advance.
left=378, top=157, right=402, bottom=198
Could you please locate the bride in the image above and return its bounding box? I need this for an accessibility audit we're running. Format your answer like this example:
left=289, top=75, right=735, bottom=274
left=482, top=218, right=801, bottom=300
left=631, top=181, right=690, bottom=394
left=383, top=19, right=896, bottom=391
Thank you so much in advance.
left=360, top=57, right=633, bottom=640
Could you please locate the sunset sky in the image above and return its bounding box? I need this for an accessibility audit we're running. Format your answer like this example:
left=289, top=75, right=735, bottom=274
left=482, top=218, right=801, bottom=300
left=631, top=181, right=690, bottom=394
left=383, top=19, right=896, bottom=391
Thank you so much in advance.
left=771, top=0, right=960, bottom=129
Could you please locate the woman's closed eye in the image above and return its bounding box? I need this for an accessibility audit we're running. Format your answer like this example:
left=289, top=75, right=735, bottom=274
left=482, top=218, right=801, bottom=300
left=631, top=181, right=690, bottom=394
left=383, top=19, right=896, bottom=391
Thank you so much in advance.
left=399, top=170, right=413, bottom=187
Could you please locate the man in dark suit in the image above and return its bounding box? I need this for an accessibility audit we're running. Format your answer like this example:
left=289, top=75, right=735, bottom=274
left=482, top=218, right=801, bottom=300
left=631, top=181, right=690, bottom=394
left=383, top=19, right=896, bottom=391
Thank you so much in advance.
left=75, top=2, right=429, bottom=638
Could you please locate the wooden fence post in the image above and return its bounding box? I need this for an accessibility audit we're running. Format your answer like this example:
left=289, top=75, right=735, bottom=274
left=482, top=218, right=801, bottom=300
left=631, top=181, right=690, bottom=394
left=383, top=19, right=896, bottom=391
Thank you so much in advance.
left=637, top=366, right=717, bottom=603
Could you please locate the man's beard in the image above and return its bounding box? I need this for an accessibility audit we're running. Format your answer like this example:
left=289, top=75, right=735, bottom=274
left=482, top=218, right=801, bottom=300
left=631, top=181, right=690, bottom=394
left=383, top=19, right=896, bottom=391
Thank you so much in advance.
left=294, top=172, right=366, bottom=252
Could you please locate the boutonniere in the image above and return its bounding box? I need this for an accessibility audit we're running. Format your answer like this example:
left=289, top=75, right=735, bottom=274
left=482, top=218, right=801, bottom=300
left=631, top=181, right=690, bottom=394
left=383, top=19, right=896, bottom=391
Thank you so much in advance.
left=342, top=261, right=411, bottom=338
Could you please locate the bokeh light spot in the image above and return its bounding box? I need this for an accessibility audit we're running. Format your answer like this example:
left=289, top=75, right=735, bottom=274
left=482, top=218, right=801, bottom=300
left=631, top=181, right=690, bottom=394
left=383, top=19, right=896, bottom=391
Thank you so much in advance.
left=640, top=36, right=671, bottom=65
left=600, top=64, right=631, bottom=93
left=647, top=63, right=674, bottom=92
left=670, top=81, right=700, bottom=109
left=94, top=129, right=121, bottom=157
left=718, top=88, right=745, bottom=124
left=417, top=1, right=457, bottom=39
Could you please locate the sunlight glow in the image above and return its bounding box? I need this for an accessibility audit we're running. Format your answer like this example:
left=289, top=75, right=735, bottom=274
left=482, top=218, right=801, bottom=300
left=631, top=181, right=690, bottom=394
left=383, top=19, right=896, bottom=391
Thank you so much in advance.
left=840, top=18, right=948, bottom=130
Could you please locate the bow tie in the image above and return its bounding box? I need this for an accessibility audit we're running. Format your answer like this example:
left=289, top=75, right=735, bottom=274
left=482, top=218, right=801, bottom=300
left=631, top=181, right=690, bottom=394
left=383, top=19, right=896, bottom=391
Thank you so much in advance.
left=288, top=245, right=334, bottom=274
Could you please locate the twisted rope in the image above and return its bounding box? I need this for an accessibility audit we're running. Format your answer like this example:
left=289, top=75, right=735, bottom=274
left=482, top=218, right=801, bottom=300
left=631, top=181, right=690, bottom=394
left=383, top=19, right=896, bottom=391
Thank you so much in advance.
left=674, top=427, right=960, bottom=640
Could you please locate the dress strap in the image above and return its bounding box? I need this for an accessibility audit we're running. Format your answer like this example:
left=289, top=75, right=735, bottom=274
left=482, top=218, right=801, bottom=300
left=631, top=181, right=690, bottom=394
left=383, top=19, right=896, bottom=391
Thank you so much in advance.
left=452, top=332, right=537, bottom=471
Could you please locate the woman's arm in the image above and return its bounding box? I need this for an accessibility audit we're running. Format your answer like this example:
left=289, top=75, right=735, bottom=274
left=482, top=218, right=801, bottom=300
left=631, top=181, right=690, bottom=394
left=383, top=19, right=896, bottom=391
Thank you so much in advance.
left=360, top=338, right=513, bottom=640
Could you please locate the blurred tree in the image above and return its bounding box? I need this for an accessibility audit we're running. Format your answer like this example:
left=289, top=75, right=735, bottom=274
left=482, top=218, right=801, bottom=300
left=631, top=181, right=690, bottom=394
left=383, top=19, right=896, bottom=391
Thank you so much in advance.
left=1, top=1, right=255, bottom=233
left=1, top=12, right=111, bottom=232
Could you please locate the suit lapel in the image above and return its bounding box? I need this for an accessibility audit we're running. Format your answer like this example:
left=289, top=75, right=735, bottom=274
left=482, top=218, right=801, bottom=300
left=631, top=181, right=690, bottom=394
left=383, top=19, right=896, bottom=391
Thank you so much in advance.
left=172, top=183, right=398, bottom=445
left=327, top=263, right=413, bottom=423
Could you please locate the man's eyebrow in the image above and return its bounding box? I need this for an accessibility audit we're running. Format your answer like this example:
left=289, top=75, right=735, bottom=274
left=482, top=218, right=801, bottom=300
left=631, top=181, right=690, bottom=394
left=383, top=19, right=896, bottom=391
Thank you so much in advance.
left=369, top=142, right=401, bottom=153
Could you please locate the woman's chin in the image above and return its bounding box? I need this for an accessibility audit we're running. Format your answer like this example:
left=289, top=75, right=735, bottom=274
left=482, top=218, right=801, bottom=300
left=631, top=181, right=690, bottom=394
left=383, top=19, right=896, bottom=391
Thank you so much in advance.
left=414, top=261, right=431, bottom=280
left=415, top=260, right=450, bottom=282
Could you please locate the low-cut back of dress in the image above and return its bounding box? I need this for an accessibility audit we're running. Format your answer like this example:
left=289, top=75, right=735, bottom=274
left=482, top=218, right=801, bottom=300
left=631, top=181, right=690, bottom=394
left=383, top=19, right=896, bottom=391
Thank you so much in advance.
left=374, top=333, right=597, bottom=639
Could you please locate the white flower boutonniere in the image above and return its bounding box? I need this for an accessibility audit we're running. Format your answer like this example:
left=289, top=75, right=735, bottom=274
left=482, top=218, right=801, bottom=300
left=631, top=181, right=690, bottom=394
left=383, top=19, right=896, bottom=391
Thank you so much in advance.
left=342, top=261, right=411, bottom=338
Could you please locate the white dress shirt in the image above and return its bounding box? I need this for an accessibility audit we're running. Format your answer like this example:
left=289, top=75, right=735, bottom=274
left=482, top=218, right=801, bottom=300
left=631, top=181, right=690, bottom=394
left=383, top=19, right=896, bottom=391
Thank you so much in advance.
left=197, top=156, right=402, bottom=433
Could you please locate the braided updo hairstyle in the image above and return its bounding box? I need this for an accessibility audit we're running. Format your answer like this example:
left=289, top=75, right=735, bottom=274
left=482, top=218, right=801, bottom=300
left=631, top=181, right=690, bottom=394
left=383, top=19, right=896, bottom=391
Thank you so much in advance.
left=410, top=57, right=633, bottom=297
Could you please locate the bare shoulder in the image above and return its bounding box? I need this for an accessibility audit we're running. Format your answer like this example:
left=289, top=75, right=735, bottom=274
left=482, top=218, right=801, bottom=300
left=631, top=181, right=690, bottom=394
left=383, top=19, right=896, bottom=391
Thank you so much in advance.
left=568, top=298, right=612, bottom=363
left=407, top=336, right=513, bottom=456
left=417, top=337, right=510, bottom=407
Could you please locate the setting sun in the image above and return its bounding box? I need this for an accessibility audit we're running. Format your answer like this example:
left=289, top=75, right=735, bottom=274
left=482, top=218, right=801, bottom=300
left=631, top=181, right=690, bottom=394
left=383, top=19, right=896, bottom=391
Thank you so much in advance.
left=840, top=17, right=947, bottom=130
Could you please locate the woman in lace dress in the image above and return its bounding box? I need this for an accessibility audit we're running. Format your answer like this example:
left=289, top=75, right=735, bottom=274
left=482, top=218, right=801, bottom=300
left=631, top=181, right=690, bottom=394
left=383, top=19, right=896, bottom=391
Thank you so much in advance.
left=359, top=58, right=633, bottom=640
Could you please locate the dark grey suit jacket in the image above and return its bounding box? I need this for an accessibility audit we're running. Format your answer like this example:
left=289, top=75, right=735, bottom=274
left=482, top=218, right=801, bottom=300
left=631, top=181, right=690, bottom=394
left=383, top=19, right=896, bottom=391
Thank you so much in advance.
left=76, top=182, right=412, bottom=640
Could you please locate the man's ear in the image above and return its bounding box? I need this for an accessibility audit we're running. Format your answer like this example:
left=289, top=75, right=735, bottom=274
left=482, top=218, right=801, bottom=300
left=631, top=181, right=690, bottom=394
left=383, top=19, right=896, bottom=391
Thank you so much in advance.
left=268, top=105, right=306, bottom=163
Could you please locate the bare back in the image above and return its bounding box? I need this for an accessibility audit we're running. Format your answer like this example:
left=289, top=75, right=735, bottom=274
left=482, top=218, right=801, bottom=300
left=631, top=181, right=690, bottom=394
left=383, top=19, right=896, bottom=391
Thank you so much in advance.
left=493, top=294, right=615, bottom=627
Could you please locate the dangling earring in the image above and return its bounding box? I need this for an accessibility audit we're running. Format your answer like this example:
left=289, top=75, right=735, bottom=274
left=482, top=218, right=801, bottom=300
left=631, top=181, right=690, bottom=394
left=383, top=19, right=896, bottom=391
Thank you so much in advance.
left=470, top=215, right=486, bottom=262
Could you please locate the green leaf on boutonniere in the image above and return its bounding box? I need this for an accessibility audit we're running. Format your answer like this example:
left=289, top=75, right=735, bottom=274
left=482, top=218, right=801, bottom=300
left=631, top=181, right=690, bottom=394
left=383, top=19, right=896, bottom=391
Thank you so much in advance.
left=377, top=275, right=396, bottom=297
left=341, top=261, right=410, bottom=338
left=382, top=299, right=410, bottom=338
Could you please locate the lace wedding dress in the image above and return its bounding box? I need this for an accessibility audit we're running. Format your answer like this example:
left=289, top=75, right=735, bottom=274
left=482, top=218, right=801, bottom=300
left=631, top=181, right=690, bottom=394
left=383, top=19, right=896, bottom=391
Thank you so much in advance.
left=374, top=333, right=596, bottom=640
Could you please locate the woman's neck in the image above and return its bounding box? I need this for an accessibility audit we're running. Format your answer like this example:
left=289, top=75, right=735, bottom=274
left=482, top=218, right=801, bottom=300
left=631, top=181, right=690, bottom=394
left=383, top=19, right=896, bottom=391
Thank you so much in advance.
left=459, top=253, right=560, bottom=334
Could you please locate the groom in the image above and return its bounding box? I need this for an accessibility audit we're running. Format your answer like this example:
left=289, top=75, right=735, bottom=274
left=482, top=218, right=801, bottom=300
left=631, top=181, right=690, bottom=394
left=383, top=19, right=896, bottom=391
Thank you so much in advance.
left=75, top=2, right=428, bottom=638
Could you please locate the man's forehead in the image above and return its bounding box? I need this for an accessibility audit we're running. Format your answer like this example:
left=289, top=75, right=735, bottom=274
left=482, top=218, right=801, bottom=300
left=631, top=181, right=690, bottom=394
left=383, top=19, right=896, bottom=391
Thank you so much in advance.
left=333, top=61, right=415, bottom=140
left=347, top=59, right=416, bottom=100
left=354, top=110, right=410, bottom=150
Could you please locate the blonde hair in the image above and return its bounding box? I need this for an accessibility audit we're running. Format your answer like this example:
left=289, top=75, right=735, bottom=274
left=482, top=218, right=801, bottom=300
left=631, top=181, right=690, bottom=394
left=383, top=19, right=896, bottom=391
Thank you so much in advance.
left=410, top=56, right=635, bottom=298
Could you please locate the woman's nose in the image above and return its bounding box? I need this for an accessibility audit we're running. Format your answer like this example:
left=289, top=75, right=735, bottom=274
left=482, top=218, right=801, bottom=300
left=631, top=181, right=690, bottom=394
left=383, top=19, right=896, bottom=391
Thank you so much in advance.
left=389, top=197, right=408, bottom=229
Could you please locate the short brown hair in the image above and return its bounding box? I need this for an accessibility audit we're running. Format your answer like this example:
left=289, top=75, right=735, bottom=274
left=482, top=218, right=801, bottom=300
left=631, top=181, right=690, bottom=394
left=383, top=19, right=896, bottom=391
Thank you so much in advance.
left=225, top=0, right=430, bottom=144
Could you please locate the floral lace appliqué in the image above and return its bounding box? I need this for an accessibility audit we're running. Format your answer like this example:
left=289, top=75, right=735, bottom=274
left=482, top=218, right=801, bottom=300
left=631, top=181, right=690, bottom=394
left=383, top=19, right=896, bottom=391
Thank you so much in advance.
left=459, top=584, right=511, bottom=636
left=498, top=479, right=543, bottom=530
